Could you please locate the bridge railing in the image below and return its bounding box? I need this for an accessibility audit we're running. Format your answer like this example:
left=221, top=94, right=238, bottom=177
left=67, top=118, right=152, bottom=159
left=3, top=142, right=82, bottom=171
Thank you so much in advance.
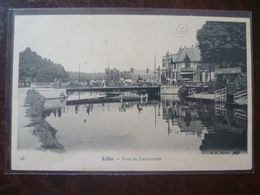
left=234, top=89, right=247, bottom=101
left=214, top=87, right=226, bottom=102
left=215, top=103, right=227, bottom=116
left=234, top=108, right=247, bottom=120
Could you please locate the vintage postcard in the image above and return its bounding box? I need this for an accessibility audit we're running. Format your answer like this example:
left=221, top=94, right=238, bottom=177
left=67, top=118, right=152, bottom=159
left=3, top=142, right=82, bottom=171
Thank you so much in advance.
left=9, top=9, right=253, bottom=173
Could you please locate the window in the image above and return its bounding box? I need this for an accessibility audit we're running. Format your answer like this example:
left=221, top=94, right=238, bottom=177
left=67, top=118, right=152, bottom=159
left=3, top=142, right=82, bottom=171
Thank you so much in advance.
left=163, top=62, right=167, bottom=68
left=184, top=54, right=190, bottom=68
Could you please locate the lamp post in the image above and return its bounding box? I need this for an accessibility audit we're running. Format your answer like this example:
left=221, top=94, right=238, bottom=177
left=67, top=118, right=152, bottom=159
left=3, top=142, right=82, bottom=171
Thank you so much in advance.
left=154, top=55, right=156, bottom=85
left=78, top=64, right=81, bottom=85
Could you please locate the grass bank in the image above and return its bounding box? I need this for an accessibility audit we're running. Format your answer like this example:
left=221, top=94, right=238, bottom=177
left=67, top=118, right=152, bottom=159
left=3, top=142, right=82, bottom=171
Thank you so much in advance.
left=25, top=89, right=64, bottom=151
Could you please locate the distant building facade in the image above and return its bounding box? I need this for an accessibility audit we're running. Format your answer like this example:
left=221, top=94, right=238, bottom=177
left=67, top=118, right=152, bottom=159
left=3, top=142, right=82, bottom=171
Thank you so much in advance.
left=120, top=70, right=131, bottom=79
left=105, top=67, right=120, bottom=83
left=214, top=67, right=242, bottom=84
left=161, top=45, right=213, bottom=83
left=128, top=69, right=159, bottom=83
left=129, top=69, right=152, bottom=80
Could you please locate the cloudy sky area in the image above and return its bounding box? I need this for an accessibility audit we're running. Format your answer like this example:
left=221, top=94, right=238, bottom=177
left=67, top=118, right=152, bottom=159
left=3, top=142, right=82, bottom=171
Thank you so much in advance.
left=14, top=15, right=207, bottom=73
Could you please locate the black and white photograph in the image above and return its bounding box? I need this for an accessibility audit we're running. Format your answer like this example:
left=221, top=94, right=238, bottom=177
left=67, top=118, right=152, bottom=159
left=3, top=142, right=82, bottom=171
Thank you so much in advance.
left=10, top=9, right=252, bottom=172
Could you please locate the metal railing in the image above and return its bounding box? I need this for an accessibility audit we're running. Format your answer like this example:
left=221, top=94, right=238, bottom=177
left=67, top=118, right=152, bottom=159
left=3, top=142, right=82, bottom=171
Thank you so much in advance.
left=234, top=109, right=247, bottom=120
left=215, top=103, right=227, bottom=116
left=214, top=87, right=226, bottom=102
left=234, top=89, right=247, bottom=101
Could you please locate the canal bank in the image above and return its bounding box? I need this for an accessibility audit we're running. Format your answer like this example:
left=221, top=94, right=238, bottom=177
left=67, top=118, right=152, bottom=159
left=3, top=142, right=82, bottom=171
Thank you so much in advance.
left=17, top=88, right=40, bottom=149
left=24, top=89, right=64, bottom=151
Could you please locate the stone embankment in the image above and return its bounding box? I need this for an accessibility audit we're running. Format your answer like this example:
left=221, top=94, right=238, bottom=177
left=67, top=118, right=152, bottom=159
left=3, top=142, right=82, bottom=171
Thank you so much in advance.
left=25, top=89, right=64, bottom=151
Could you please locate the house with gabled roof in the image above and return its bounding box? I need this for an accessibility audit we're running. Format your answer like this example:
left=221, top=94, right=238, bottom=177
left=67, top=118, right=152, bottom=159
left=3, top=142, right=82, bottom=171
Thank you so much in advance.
left=162, top=45, right=212, bottom=83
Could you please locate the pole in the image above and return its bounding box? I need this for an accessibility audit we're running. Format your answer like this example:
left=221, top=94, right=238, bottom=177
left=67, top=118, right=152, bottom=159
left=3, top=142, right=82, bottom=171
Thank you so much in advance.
left=154, top=55, right=156, bottom=85
left=84, top=62, right=87, bottom=87
left=158, top=66, right=161, bottom=85
left=155, top=104, right=157, bottom=127
left=79, top=64, right=81, bottom=83
left=78, top=64, right=81, bottom=99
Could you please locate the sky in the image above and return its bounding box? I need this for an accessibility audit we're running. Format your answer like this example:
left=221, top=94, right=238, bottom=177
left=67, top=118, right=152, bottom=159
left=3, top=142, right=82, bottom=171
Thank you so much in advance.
left=14, top=14, right=207, bottom=73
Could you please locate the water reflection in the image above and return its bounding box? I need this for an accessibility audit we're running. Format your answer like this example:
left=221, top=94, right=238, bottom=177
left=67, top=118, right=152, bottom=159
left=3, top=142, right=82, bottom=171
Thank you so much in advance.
left=161, top=98, right=247, bottom=152
left=44, top=107, right=62, bottom=118
left=45, top=92, right=247, bottom=153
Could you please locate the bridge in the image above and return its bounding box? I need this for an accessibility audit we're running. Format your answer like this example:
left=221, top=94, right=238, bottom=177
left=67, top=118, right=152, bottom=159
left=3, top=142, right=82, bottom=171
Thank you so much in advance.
left=66, top=86, right=161, bottom=97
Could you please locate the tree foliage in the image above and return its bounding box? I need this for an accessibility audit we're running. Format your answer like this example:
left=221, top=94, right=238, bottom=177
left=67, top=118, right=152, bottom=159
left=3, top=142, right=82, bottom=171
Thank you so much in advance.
left=19, top=47, right=68, bottom=82
left=197, top=21, right=246, bottom=71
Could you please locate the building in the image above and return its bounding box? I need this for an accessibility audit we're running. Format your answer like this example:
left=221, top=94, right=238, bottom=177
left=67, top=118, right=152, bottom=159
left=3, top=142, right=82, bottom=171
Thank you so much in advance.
left=128, top=69, right=158, bottom=83
left=161, top=45, right=212, bottom=83
left=120, top=70, right=131, bottom=79
left=105, top=67, right=120, bottom=83
left=214, top=67, right=242, bottom=84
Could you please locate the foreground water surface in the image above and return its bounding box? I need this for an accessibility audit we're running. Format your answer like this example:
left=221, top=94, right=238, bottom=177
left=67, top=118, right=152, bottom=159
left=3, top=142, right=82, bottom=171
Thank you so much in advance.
left=42, top=91, right=247, bottom=153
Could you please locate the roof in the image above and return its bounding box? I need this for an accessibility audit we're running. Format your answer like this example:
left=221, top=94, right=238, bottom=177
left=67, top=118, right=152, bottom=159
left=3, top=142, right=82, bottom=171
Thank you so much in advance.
left=175, top=47, right=201, bottom=62
left=170, top=54, right=179, bottom=62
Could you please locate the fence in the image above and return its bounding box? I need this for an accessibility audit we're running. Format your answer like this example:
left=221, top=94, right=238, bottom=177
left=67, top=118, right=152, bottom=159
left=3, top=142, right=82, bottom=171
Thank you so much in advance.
left=234, top=108, right=247, bottom=120
left=215, top=103, right=227, bottom=116
left=233, top=89, right=247, bottom=101
left=214, top=87, right=226, bottom=102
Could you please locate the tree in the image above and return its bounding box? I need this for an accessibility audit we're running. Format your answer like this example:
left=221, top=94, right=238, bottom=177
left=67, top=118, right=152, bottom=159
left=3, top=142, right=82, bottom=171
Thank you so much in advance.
left=197, top=21, right=246, bottom=72
left=19, top=47, right=68, bottom=83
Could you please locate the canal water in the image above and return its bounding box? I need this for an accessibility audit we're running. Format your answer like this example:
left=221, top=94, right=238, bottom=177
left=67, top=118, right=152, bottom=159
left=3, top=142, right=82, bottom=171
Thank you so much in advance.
left=43, top=91, right=247, bottom=153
